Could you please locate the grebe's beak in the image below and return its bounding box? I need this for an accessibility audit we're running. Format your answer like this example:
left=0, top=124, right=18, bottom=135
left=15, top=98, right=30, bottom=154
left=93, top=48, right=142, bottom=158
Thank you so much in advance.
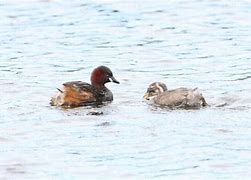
left=109, top=76, right=120, bottom=84
left=143, top=92, right=150, bottom=100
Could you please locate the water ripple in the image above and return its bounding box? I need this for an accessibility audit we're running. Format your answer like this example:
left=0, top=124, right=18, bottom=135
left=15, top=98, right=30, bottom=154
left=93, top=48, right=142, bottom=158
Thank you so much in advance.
left=0, top=0, right=250, bottom=179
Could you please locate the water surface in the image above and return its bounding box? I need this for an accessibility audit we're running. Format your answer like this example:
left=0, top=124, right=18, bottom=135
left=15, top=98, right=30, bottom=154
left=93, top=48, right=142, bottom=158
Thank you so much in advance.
left=0, top=0, right=251, bottom=179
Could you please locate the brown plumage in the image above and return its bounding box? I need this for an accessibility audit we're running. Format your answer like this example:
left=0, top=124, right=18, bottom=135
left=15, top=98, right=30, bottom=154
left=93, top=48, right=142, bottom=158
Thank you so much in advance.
left=50, top=66, right=119, bottom=107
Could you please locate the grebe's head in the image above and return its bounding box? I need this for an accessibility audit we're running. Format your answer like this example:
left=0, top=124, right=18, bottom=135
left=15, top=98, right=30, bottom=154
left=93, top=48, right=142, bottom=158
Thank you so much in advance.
left=143, top=82, right=167, bottom=100
left=91, top=66, right=119, bottom=87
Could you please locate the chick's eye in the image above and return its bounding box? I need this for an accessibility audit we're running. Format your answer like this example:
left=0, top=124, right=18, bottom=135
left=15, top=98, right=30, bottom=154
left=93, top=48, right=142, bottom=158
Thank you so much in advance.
left=148, top=89, right=155, bottom=93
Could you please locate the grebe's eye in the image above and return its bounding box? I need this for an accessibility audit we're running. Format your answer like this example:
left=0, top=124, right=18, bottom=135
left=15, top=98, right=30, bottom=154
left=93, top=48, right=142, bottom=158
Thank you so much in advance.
left=108, top=73, right=113, bottom=78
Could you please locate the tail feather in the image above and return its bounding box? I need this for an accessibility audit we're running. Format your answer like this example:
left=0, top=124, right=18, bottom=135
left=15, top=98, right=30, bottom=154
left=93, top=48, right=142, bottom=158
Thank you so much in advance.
left=50, top=89, right=65, bottom=106
left=201, top=96, right=208, bottom=107
left=57, top=88, right=63, bottom=93
left=50, top=97, right=55, bottom=106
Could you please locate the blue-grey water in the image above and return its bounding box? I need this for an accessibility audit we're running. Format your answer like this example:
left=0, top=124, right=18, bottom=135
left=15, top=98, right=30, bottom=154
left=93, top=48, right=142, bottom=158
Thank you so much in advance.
left=0, top=0, right=251, bottom=179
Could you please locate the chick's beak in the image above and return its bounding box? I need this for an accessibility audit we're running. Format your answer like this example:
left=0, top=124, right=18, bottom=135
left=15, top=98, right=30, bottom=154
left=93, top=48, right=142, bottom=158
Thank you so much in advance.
left=109, top=76, right=120, bottom=84
left=143, top=92, right=150, bottom=100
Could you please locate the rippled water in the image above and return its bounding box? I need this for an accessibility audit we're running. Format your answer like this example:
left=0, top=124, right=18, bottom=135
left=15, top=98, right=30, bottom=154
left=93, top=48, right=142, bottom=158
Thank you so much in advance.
left=0, top=0, right=251, bottom=179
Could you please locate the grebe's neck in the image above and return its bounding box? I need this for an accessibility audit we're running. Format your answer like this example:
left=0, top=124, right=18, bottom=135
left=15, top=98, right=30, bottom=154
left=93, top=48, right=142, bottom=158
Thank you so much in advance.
left=91, top=82, right=106, bottom=89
